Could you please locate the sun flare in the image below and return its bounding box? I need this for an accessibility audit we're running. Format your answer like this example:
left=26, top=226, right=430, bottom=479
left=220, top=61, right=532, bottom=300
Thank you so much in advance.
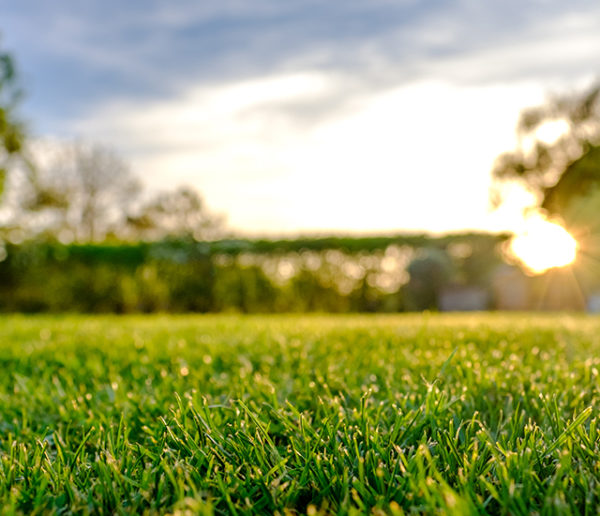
left=509, top=215, right=577, bottom=274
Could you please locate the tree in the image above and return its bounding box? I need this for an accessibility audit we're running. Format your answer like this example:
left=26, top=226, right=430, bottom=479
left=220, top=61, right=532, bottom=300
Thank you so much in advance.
left=492, top=82, right=600, bottom=229
left=14, top=141, right=141, bottom=241
left=0, top=44, right=25, bottom=199
left=123, top=185, right=224, bottom=241
left=403, top=248, right=453, bottom=311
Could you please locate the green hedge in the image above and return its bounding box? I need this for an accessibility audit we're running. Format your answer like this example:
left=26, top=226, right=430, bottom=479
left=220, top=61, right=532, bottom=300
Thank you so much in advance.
left=0, top=233, right=507, bottom=313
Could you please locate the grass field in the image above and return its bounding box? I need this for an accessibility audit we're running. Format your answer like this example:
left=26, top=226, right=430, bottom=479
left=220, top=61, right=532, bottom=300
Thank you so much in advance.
left=1, top=313, right=600, bottom=514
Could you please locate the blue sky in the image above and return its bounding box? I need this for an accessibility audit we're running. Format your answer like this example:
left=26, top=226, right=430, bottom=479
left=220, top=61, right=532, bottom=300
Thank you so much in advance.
left=2, top=1, right=599, bottom=234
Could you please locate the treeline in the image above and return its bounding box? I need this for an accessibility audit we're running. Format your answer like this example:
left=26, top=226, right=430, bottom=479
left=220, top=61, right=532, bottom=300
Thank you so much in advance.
left=0, top=233, right=508, bottom=313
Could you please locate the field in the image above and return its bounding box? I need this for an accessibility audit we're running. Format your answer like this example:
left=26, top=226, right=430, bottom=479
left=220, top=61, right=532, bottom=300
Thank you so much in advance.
left=1, top=314, right=600, bottom=514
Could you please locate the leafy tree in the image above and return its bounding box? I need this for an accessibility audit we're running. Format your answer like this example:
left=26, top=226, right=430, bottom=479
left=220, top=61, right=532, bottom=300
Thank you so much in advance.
left=403, top=248, right=453, bottom=311
left=492, top=82, right=600, bottom=228
left=11, top=140, right=223, bottom=243
left=15, top=141, right=141, bottom=241
left=124, top=186, right=224, bottom=241
left=0, top=44, right=25, bottom=198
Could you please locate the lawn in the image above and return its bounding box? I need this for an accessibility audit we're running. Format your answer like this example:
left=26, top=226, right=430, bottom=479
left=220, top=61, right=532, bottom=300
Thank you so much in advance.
left=1, top=313, right=599, bottom=514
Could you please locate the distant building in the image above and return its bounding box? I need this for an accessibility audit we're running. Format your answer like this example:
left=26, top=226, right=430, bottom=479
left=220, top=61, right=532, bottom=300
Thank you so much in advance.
left=491, top=265, right=529, bottom=310
left=587, top=293, right=600, bottom=313
left=439, top=285, right=488, bottom=311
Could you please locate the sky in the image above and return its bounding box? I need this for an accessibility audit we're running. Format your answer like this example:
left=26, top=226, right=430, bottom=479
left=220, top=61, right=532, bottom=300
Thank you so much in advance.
left=1, top=1, right=599, bottom=236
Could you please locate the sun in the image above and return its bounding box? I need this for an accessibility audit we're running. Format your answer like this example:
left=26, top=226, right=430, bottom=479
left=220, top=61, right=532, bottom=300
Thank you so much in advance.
left=509, top=215, right=578, bottom=274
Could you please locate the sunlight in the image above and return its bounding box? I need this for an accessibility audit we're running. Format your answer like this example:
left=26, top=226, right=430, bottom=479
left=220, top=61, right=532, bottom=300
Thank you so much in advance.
left=509, top=214, right=578, bottom=274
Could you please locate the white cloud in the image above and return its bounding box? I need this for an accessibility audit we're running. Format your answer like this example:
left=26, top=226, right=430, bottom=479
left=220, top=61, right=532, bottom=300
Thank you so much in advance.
left=13, top=0, right=598, bottom=235
left=66, top=67, right=550, bottom=235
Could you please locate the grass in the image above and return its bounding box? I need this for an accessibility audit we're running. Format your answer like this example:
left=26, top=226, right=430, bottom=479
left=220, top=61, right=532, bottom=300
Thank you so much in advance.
left=1, top=313, right=600, bottom=514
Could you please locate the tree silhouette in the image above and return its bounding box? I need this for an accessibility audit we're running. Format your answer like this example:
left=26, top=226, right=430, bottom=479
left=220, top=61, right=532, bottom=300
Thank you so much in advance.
left=124, top=186, right=224, bottom=241
left=0, top=43, right=25, bottom=198
left=15, top=141, right=141, bottom=241
left=492, top=82, right=600, bottom=229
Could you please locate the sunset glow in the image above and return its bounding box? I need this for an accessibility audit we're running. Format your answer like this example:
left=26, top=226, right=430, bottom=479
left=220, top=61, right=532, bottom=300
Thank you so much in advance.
left=509, top=215, right=577, bottom=274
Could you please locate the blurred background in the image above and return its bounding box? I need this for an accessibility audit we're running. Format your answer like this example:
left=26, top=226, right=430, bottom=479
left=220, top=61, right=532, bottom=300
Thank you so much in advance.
left=0, top=1, right=599, bottom=313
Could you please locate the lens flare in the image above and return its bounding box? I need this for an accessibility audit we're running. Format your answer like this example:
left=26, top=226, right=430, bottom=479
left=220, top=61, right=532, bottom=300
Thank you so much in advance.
left=509, top=215, right=577, bottom=274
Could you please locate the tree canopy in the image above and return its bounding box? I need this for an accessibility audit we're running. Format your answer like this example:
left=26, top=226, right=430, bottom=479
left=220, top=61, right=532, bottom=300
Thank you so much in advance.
left=492, top=82, right=600, bottom=229
left=0, top=44, right=25, bottom=198
left=124, top=186, right=224, bottom=242
left=10, top=141, right=141, bottom=242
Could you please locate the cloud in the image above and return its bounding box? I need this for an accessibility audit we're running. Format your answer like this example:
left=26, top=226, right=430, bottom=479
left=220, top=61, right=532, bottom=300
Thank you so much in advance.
left=2, top=0, right=599, bottom=233
left=62, top=65, right=548, bottom=234
left=7, top=1, right=598, bottom=97
left=4, top=0, right=596, bottom=134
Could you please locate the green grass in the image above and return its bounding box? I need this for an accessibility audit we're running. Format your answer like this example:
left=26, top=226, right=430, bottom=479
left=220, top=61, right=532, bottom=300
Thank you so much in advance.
left=1, top=313, right=600, bottom=514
